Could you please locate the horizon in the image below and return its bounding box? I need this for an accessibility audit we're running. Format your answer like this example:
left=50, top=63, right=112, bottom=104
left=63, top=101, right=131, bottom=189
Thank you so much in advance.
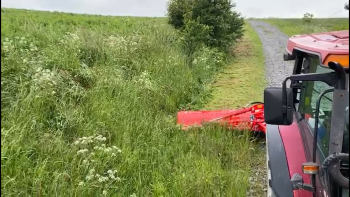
left=1, top=0, right=349, bottom=18
left=2, top=7, right=349, bottom=19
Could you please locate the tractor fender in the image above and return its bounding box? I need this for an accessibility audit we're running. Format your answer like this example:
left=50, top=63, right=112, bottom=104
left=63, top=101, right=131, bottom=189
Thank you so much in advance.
left=266, top=124, right=294, bottom=197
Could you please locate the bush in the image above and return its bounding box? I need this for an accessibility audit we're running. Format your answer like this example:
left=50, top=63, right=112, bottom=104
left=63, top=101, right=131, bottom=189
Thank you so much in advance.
left=167, top=0, right=245, bottom=53
left=302, top=12, right=314, bottom=24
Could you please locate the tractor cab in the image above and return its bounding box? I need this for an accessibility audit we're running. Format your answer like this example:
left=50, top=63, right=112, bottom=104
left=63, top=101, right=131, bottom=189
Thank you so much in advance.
left=264, top=30, right=349, bottom=197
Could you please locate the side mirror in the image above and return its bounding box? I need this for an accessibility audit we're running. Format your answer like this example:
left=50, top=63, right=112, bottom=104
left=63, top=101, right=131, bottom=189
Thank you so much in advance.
left=264, top=87, right=294, bottom=125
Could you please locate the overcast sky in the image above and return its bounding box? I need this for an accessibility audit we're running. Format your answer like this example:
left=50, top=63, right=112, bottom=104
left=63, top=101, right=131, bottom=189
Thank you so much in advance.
left=1, top=0, right=349, bottom=18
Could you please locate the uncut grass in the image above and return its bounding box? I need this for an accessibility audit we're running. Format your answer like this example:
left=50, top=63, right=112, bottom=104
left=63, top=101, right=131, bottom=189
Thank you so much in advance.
left=259, top=18, right=349, bottom=36
left=1, top=8, right=251, bottom=196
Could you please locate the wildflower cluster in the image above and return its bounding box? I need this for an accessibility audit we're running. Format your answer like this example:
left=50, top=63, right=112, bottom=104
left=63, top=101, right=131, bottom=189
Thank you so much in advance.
left=2, top=37, right=25, bottom=53
left=31, top=67, right=60, bottom=92
left=73, top=134, right=123, bottom=195
left=105, top=34, right=142, bottom=53
left=60, top=32, right=80, bottom=44
left=2, top=36, right=40, bottom=59
left=192, top=47, right=225, bottom=69
left=133, top=71, right=157, bottom=91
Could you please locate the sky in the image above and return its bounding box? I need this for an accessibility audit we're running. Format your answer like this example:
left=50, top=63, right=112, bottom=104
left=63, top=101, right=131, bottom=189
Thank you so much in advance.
left=1, top=0, right=349, bottom=18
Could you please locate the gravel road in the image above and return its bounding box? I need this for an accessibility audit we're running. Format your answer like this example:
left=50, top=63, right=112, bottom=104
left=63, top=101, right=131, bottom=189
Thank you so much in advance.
left=245, top=20, right=295, bottom=197
left=248, top=20, right=295, bottom=87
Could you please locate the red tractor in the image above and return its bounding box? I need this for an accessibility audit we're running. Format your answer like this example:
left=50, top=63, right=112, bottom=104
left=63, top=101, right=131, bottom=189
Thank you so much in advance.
left=264, top=30, right=349, bottom=197
left=177, top=30, right=349, bottom=196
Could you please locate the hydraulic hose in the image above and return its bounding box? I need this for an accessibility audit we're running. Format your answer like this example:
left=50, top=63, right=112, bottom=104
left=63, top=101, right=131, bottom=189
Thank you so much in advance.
left=320, top=153, right=349, bottom=190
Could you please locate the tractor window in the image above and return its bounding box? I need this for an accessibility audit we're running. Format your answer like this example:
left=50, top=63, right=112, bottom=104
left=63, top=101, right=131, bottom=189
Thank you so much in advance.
left=298, top=56, right=334, bottom=157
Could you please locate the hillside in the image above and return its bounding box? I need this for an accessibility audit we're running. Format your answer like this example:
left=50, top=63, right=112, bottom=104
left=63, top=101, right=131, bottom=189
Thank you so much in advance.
left=1, top=8, right=255, bottom=196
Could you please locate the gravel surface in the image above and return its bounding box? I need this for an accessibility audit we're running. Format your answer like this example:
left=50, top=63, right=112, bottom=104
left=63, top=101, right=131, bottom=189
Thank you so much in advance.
left=248, top=20, right=295, bottom=87
left=245, top=20, right=295, bottom=197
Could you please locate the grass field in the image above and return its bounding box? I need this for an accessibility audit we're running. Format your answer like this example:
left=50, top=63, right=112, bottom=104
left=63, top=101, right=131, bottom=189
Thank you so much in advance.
left=1, top=8, right=255, bottom=196
left=2, top=7, right=349, bottom=197
left=260, top=18, right=349, bottom=36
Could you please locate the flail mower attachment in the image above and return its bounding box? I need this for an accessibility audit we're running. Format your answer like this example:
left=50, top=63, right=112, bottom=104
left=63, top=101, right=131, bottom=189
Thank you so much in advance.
left=177, top=102, right=266, bottom=134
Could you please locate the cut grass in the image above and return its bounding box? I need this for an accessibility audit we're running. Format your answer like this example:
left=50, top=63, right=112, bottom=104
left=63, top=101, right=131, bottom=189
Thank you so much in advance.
left=204, top=22, right=267, bottom=196
left=259, top=18, right=349, bottom=36
left=205, top=22, right=266, bottom=110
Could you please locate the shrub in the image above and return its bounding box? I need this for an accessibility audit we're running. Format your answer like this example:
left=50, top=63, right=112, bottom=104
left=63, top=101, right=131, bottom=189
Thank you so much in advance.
left=302, top=12, right=314, bottom=24
left=167, top=0, right=245, bottom=53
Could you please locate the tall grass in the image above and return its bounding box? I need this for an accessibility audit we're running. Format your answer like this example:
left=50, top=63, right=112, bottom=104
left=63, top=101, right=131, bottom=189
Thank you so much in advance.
left=1, top=8, right=253, bottom=196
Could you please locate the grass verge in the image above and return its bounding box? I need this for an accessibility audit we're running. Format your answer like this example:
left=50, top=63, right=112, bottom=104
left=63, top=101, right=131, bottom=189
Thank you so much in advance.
left=205, top=22, right=266, bottom=110
left=203, top=22, right=267, bottom=196
left=259, top=18, right=349, bottom=36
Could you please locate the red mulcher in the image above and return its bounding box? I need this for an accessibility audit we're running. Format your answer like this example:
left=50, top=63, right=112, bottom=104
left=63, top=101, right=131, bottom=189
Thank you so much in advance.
left=177, top=27, right=349, bottom=197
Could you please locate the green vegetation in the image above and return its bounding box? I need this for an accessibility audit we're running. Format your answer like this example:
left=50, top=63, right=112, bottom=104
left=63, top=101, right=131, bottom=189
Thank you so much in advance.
left=204, top=22, right=267, bottom=197
left=205, top=23, right=265, bottom=110
left=260, top=18, right=349, bottom=36
left=167, top=0, right=244, bottom=53
left=1, top=8, right=255, bottom=196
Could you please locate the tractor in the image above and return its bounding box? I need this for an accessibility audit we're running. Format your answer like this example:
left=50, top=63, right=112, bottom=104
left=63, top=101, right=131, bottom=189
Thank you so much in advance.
left=176, top=30, right=349, bottom=197
left=264, top=29, right=349, bottom=197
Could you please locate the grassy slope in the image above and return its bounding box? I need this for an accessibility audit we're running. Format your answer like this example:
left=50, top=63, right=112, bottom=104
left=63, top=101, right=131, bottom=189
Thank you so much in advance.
left=259, top=18, right=349, bottom=36
left=1, top=8, right=254, bottom=197
left=204, top=22, right=267, bottom=196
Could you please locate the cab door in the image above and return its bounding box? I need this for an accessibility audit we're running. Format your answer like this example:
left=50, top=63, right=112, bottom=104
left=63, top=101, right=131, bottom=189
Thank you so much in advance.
left=293, top=55, right=334, bottom=196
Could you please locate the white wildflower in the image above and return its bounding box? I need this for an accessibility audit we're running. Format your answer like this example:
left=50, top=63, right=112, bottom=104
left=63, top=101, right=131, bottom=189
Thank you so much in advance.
left=98, top=176, right=109, bottom=183
left=104, top=147, right=112, bottom=153
left=77, top=149, right=89, bottom=155
left=107, top=170, right=114, bottom=175
left=110, top=174, right=116, bottom=180
left=82, top=159, right=89, bottom=165
left=78, top=181, right=85, bottom=186
left=86, top=175, right=94, bottom=181
left=89, top=168, right=95, bottom=175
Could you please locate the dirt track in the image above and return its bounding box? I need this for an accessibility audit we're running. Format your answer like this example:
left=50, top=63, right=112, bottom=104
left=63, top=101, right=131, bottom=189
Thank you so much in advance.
left=246, top=20, right=295, bottom=197
left=248, top=20, right=295, bottom=87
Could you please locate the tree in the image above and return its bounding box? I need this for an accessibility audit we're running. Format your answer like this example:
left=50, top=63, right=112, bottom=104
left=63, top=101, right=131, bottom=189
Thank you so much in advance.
left=167, top=0, right=245, bottom=52
left=302, top=12, right=314, bottom=24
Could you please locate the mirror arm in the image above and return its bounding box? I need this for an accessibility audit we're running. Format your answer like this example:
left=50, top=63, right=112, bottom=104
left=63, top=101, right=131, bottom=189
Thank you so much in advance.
left=280, top=61, right=346, bottom=111
left=311, top=88, right=334, bottom=187
left=281, top=72, right=337, bottom=115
